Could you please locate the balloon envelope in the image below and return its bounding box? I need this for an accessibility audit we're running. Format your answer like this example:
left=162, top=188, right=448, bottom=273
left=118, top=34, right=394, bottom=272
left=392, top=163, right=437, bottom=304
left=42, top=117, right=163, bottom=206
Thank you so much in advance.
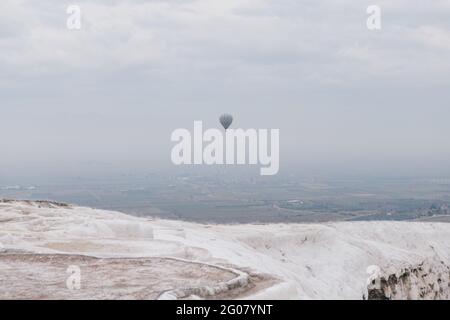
left=219, top=114, right=233, bottom=130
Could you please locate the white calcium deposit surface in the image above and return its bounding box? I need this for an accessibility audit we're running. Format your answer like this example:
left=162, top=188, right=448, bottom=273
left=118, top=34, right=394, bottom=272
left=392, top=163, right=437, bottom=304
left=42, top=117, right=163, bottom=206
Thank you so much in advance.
left=0, top=201, right=449, bottom=299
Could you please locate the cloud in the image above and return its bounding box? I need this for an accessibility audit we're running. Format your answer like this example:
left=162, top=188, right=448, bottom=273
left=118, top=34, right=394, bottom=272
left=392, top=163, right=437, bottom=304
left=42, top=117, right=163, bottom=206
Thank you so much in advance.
left=1, top=0, right=450, bottom=176
left=2, top=0, right=450, bottom=82
left=416, top=25, right=450, bottom=51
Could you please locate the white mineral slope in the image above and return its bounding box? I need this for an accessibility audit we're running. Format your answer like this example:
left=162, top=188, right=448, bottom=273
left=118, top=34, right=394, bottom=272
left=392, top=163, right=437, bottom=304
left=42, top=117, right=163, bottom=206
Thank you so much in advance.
left=0, top=200, right=449, bottom=299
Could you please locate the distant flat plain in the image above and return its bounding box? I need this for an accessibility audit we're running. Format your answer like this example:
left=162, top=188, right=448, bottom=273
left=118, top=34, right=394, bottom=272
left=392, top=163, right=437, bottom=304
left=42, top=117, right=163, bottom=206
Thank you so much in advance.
left=2, top=174, right=450, bottom=223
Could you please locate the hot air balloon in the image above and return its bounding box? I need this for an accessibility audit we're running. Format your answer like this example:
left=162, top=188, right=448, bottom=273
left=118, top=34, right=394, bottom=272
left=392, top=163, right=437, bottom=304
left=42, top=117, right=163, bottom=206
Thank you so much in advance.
left=219, top=114, right=233, bottom=130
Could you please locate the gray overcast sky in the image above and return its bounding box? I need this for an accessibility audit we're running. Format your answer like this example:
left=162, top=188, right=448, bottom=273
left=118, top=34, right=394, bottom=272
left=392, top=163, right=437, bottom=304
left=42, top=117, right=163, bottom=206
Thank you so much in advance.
left=1, top=0, right=450, bottom=179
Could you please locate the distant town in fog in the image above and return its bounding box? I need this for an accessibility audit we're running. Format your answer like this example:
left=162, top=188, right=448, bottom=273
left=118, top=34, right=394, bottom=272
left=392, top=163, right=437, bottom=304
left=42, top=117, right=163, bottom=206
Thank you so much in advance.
left=2, top=172, right=450, bottom=224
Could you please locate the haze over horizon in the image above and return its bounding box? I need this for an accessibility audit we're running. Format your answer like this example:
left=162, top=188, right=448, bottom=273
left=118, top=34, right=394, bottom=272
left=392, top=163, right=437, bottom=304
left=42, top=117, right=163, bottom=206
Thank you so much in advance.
left=1, top=0, right=450, bottom=180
